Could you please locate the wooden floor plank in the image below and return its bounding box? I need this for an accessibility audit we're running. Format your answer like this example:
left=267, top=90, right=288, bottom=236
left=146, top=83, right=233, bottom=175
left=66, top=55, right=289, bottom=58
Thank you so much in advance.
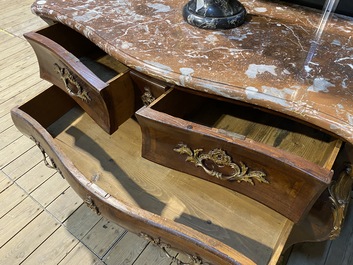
left=0, top=197, right=42, bottom=247
left=2, top=146, right=43, bottom=181
left=0, top=170, right=13, bottom=192
left=15, top=160, right=56, bottom=194
left=0, top=39, right=31, bottom=62
left=5, top=16, right=47, bottom=38
left=0, top=182, right=27, bottom=218
left=0, top=211, right=60, bottom=264
left=0, top=30, right=15, bottom=45
left=46, top=187, right=83, bottom=222
left=0, top=136, right=34, bottom=169
left=103, top=232, right=149, bottom=265
left=21, top=226, right=79, bottom=265
left=0, top=61, right=41, bottom=94
left=286, top=241, right=331, bottom=265
left=0, top=7, right=38, bottom=29
left=0, top=36, right=25, bottom=60
left=63, top=204, right=102, bottom=240
left=0, top=47, right=37, bottom=76
left=0, top=35, right=28, bottom=60
left=133, top=243, right=173, bottom=265
left=81, top=218, right=126, bottom=258
left=58, top=242, right=105, bottom=265
left=0, top=75, right=44, bottom=104
left=0, top=113, right=13, bottom=133
left=0, top=0, right=34, bottom=19
left=0, top=125, right=23, bottom=150
left=0, top=2, right=38, bottom=32
left=0, top=79, right=49, bottom=117
left=31, top=172, right=70, bottom=207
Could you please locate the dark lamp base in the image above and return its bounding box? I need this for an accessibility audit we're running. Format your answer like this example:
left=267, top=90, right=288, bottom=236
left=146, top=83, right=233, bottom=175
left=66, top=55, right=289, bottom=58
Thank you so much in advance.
left=183, top=0, right=247, bottom=30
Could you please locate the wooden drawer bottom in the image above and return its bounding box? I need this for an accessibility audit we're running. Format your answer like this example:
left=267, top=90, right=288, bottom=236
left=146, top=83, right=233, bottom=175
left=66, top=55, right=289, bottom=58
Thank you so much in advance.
left=11, top=85, right=296, bottom=265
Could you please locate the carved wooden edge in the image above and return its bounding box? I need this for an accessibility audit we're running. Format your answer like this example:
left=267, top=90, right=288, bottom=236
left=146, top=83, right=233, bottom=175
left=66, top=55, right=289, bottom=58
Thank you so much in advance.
left=84, top=195, right=101, bottom=215
left=139, top=232, right=209, bottom=265
left=328, top=163, right=353, bottom=239
left=10, top=102, right=258, bottom=265
left=174, top=143, right=268, bottom=185
left=285, top=163, right=353, bottom=248
left=30, top=136, right=64, bottom=178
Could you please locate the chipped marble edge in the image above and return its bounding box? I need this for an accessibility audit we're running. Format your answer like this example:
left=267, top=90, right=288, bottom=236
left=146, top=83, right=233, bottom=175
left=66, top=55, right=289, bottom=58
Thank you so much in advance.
left=30, top=3, right=353, bottom=145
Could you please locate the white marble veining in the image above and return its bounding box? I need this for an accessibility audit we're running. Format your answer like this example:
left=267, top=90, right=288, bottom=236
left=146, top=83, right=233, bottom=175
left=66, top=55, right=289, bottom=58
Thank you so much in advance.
left=32, top=0, right=353, bottom=143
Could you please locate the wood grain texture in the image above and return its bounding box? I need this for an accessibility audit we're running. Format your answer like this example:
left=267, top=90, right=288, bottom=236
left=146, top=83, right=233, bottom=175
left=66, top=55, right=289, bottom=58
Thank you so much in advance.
left=0, top=183, right=27, bottom=218
left=136, top=88, right=337, bottom=223
left=24, top=23, right=135, bottom=134
left=63, top=204, right=102, bottom=240
left=0, top=197, right=42, bottom=247
left=2, top=146, right=43, bottom=181
left=3, top=0, right=353, bottom=264
left=58, top=243, right=105, bottom=265
left=21, top=226, right=79, bottom=265
left=10, top=87, right=294, bottom=264
left=81, top=219, right=126, bottom=258
left=0, top=211, right=60, bottom=264
left=0, top=1, right=177, bottom=264
left=103, top=232, right=149, bottom=265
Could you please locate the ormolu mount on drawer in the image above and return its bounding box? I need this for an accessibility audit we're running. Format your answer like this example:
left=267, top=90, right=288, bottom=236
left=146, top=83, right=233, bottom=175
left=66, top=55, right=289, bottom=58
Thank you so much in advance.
left=136, top=88, right=343, bottom=223
left=24, top=23, right=135, bottom=134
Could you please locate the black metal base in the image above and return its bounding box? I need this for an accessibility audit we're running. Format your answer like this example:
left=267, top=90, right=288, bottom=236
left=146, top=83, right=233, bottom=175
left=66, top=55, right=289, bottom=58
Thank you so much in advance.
left=183, top=0, right=246, bottom=30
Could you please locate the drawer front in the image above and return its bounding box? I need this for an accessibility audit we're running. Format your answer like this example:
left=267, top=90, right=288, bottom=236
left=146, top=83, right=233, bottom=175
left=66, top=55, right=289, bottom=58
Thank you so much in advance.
left=24, top=24, right=134, bottom=134
left=137, top=111, right=329, bottom=222
left=130, top=70, right=170, bottom=106
left=135, top=89, right=339, bottom=223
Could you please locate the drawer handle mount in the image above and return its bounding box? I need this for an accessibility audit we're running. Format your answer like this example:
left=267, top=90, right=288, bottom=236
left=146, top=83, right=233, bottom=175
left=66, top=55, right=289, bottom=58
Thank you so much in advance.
left=139, top=232, right=206, bottom=265
left=84, top=195, right=100, bottom=215
left=329, top=163, right=353, bottom=239
left=54, top=63, right=91, bottom=102
left=30, top=136, right=64, bottom=179
left=174, top=144, right=268, bottom=185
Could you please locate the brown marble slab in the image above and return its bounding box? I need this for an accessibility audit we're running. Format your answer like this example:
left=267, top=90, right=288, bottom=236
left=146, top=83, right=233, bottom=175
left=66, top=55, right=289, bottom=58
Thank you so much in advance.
left=32, top=0, right=353, bottom=143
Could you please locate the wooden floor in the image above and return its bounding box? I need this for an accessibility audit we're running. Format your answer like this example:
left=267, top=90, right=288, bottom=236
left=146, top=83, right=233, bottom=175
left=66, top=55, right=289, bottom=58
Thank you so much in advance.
left=0, top=1, right=352, bottom=264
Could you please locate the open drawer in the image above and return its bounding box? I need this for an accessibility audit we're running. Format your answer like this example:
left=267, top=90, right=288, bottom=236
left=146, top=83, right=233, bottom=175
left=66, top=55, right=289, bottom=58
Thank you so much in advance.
left=24, top=23, right=135, bottom=134
left=135, top=88, right=343, bottom=223
left=11, top=85, right=294, bottom=265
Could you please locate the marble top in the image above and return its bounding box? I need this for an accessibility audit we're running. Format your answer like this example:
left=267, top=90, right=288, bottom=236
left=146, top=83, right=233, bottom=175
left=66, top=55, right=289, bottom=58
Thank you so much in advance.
left=32, top=0, right=353, bottom=143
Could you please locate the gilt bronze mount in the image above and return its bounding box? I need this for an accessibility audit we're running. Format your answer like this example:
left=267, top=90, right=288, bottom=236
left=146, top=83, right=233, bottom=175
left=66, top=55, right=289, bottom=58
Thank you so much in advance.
left=174, top=144, right=268, bottom=185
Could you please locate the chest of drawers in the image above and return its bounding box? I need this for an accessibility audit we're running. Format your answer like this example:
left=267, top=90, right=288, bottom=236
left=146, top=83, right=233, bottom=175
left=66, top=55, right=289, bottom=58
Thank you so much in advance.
left=11, top=0, right=353, bottom=264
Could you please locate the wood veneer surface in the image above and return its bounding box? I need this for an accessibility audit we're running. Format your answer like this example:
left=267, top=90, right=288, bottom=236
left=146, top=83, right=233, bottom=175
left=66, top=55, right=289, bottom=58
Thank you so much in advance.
left=43, top=105, right=292, bottom=264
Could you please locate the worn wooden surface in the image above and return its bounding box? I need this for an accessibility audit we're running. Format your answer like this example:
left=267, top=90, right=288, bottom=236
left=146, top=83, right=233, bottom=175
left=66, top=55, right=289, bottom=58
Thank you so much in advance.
left=1, top=0, right=353, bottom=264
left=25, top=23, right=135, bottom=134
left=0, top=1, right=183, bottom=264
left=136, top=88, right=340, bottom=223
left=12, top=86, right=285, bottom=264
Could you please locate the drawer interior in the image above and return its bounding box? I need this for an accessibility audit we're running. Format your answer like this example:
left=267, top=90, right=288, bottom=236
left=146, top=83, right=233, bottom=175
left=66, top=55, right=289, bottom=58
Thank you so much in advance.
left=36, top=23, right=129, bottom=82
left=150, top=89, right=342, bottom=169
left=14, top=86, right=292, bottom=264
